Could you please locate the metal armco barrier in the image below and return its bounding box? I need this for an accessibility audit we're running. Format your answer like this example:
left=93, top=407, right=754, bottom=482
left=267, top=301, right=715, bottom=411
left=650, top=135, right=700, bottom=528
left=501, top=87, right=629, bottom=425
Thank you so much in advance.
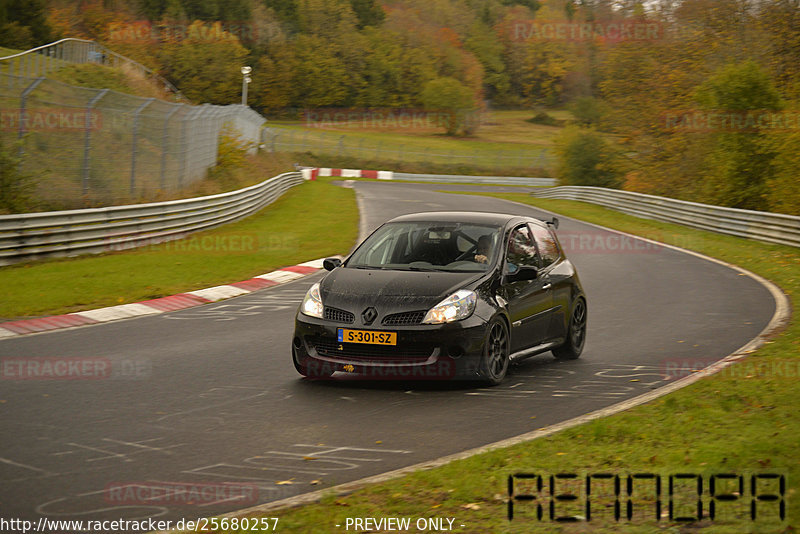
left=0, top=172, right=303, bottom=266
left=533, top=186, right=800, bottom=248
left=392, top=172, right=555, bottom=186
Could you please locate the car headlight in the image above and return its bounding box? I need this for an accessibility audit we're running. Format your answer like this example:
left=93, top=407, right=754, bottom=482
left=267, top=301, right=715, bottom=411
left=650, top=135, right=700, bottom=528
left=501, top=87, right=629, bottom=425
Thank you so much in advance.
left=300, top=282, right=324, bottom=318
left=422, top=289, right=477, bottom=324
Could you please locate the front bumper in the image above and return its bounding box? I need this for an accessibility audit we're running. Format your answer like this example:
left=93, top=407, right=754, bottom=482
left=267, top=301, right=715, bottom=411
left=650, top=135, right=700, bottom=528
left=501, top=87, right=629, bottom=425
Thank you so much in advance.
left=292, top=313, right=489, bottom=380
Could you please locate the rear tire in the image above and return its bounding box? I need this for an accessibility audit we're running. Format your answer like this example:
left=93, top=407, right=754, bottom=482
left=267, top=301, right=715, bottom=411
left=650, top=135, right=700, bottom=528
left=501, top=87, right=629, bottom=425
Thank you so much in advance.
left=552, top=297, right=586, bottom=360
left=481, top=318, right=510, bottom=386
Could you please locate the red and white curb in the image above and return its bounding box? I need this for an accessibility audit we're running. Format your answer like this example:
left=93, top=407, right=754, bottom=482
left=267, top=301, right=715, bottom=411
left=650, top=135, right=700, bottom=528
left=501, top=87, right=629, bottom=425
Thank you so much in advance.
left=0, top=259, right=326, bottom=338
left=301, top=167, right=393, bottom=181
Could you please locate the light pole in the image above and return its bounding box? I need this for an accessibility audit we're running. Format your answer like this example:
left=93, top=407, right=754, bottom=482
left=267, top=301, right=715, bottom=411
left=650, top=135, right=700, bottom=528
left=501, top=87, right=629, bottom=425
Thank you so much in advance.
left=241, top=65, right=252, bottom=106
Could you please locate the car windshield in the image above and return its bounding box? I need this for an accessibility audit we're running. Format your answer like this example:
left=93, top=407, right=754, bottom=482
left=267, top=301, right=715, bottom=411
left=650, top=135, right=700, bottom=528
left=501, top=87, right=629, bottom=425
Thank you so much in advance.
left=346, top=221, right=503, bottom=272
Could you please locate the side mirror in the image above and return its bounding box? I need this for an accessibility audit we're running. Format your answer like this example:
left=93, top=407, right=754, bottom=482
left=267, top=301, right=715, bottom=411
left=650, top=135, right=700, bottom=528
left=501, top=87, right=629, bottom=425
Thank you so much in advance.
left=547, top=217, right=559, bottom=230
left=507, top=265, right=538, bottom=282
left=323, top=257, right=342, bottom=271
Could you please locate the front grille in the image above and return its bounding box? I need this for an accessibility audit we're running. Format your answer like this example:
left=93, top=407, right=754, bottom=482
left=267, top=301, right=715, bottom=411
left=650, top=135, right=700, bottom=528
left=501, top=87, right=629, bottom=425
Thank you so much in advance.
left=312, top=338, right=433, bottom=363
left=382, top=310, right=426, bottom=326
left=324, top=307, right=354, bottom=324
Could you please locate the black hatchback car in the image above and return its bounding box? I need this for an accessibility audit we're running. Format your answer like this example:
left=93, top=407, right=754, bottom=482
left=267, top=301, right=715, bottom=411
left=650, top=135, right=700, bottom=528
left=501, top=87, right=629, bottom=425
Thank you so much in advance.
left=292, top=211, right=586, bottom=385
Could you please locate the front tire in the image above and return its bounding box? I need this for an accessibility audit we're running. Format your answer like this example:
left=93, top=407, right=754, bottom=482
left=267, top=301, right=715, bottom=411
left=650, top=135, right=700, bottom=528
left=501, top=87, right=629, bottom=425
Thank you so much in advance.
left=552, top=297, right=586, bottom=360
left=481, top=318, right=510, bottom=386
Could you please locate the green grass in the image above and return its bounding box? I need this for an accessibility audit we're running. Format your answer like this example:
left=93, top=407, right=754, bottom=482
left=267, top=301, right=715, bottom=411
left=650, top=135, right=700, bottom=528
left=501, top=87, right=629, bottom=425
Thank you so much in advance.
left=0, top=46, right=23, bottom=57
left=265, top=110, right=563, bottom=174
left=48, top=62, right=170, bottom=99
left=0, top=180, right=357, bottom=319
left=227, top=193, right=798, bottom=534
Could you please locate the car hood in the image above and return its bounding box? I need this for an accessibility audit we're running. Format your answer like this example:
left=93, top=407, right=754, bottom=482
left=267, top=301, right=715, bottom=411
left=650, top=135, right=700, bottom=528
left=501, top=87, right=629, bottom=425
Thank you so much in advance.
left=320, top=267, right=483, bottom=310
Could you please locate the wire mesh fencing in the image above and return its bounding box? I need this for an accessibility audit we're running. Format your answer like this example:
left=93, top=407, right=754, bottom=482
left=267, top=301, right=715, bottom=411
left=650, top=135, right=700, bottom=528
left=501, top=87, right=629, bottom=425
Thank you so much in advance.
left=1, top=72, right=265, bottom=209
left=0, top=38, right=185, bottom=101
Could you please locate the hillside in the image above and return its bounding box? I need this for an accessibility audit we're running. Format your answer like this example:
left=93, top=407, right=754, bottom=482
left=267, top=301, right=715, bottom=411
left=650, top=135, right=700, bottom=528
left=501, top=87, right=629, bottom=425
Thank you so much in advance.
left=2, top=0, right=799, bottom=214
left=48, top=63, right=175, bottom=100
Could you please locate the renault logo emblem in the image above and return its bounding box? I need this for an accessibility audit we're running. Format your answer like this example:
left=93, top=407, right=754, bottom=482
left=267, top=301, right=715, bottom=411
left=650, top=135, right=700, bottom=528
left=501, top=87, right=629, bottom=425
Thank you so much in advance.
left=362, top=307, right=378, bottom=325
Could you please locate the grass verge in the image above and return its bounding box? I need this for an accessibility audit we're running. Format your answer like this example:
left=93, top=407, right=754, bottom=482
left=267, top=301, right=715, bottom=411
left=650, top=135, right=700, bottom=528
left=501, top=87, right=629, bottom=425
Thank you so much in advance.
left=0, top=180, right=357, bottom=319
left=48, top=63, right=170, bottom=100
left=228, top=193, right=797, bottom=533
left=265, top=110, right=561, bottom=175
left=293, top=152, right=551, bottom=179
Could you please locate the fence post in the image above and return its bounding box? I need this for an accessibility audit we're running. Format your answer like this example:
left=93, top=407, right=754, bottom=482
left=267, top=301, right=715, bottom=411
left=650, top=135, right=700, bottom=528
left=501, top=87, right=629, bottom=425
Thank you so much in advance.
left=17, top=77, right=44, bottom=160
left=82, top=89, right=109, bottom=196
left=179, top=107, right=201, bottom=189
left=160, top=104, right=182, bottom=191
left=130, top=98, right=154, bottom=197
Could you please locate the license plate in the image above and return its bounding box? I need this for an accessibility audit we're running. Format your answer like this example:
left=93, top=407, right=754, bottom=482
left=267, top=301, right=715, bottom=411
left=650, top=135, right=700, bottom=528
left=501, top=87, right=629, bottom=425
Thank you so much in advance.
left=337, top=329, right=397, bottom=345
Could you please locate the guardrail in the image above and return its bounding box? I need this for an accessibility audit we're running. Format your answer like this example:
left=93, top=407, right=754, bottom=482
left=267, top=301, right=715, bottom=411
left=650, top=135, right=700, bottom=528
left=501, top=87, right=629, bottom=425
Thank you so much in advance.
left=392, top=172, right=555, bottom=186
left=0, top=172, right=303, bottom=266
left=0, top=38, right=186, bottom=101
left=533, top=186, right=800, bottom=248
left=303, top=167, right=555, bottom=186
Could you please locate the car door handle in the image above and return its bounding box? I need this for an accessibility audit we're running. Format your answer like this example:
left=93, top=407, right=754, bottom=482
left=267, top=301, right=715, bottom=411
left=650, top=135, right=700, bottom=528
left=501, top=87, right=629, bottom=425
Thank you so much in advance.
left=542, top=282, right=552, bottom=290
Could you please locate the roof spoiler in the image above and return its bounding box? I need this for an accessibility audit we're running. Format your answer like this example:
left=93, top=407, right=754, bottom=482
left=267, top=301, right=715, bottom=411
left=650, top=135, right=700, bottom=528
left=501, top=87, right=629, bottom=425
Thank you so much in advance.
left=545, top=217, right=559, bottom=230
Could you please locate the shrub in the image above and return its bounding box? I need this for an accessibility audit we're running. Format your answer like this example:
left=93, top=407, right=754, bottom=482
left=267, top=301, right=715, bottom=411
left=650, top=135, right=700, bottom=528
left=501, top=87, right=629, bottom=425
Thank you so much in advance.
left=526, top=110, right=560, bottom=126
left=568, top=96, right=610, bottom=127
left=206, top=124, right=253, bottom=188
left=0, top=136, right=37, bottom=214
left=555, top=126, right=622, bottom=188
left=421, top=77, right=478, bottom=136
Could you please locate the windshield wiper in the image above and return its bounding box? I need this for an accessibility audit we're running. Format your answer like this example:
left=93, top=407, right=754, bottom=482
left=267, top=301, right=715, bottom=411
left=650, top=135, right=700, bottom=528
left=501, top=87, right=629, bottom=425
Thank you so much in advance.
left=349, top=264, right=387, bottom=270
left=403, top=265, right=441, bottom=272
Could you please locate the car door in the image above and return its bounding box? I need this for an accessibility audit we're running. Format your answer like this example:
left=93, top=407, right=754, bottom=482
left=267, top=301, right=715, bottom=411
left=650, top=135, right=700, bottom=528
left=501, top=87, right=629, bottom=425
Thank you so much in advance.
left=502, top=224, right=554, bottom=353
left=529, top=222, right=568, bottom=341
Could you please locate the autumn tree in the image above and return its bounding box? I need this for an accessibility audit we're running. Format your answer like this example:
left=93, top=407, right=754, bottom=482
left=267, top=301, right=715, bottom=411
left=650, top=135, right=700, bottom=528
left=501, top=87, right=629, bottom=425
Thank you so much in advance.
left=350, top=0, right=385, bottom=28
left=421, top=76, right=478, bottom=135
left=0, top=0, right=53, bottom=48
left=158, top=21, right=250, bottom=104
left=693, top=60, right=783, bottom=211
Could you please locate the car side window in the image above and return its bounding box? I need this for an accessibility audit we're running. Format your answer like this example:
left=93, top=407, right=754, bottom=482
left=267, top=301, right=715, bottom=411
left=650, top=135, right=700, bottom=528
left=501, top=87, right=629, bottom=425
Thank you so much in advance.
left=505, top=225, right=538, bottom=274
left=529, top=224, right=560, bottom=268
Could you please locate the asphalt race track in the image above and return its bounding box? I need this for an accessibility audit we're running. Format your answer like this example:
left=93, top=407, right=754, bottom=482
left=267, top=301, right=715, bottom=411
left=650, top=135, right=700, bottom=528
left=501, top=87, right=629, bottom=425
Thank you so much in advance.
left=0, top=182, right=776, bottom=528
